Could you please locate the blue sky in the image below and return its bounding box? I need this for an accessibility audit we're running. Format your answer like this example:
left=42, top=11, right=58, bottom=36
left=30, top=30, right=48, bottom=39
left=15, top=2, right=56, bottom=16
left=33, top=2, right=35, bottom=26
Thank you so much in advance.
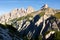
left=0, top=0, right=60, bottom=15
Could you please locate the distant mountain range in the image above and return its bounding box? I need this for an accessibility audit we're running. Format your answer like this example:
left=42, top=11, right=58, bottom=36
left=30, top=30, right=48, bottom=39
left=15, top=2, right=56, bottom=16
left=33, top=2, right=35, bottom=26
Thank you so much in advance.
left=0, top=4, right=60, bottom=24
left=0, top=4, right=60, bottom=40
left=0, top=6, right=35, bottom=24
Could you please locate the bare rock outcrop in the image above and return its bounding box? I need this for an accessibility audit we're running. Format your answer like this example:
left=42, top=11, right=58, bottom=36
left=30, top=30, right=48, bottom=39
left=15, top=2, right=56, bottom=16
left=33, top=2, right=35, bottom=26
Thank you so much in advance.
left=0, top=7, right=35, bottom=24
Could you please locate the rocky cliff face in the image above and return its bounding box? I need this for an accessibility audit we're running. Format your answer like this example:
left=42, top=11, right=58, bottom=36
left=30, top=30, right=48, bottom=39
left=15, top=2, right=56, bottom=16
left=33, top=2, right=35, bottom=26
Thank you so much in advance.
left=0, top=7, right=35, bottom=24
left=0, top=4, right=60, bottom=40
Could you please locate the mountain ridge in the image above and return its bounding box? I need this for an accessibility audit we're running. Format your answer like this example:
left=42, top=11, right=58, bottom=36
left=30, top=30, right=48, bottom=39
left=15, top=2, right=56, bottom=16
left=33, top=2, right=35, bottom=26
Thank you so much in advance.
left=0, top=4, right=60, bottom=40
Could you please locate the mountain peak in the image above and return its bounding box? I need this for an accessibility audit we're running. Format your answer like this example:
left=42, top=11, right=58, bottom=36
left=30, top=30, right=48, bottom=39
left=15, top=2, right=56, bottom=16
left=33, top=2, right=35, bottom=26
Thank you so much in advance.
left=26, top=6, right=35, bottom=13
left=42, top=4, right=48, bottom=9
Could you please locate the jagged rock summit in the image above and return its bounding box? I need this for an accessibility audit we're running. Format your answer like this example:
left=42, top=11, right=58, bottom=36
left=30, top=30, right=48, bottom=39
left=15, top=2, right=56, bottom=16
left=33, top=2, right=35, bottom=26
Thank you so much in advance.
left=26, top=6, right=35, bottom=13
left=41, top=4, right=56, bottom=15
left=42, top=4, right=48, bottom=9
left=0, top=6, right=35, bottom=24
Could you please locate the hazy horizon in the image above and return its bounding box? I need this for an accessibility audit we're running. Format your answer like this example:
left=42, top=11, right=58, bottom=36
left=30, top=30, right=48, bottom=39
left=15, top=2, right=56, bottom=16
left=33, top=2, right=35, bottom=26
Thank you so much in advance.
left=0, top=0, right=60, bottom=15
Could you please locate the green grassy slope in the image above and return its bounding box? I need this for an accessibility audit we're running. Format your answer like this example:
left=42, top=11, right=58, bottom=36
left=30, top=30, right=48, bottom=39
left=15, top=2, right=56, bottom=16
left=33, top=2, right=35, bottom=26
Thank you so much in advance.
left=54, top=12, right=60, bottom=19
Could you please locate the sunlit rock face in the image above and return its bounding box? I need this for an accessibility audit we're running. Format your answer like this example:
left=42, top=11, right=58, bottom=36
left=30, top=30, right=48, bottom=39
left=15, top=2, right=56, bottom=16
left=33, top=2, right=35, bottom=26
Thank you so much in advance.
left=26, top=6, right=35, bottom=13
left=41, top=4, right=56, bottom=16
left=0, top=7, right=35, bottom=24
left=45, top=8, right=55, bottom=15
